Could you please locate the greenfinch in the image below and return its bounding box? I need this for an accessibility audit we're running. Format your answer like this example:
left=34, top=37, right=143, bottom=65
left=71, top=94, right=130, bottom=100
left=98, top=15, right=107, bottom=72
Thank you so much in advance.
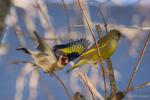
left=66, top=30, right=121, bottom=72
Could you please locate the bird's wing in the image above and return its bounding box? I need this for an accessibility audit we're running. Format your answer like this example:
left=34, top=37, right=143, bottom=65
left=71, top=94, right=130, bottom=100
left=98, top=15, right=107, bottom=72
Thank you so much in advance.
left=81, top=36, right=109, bottom=57
left=66, top=37, right=111, bottom=73
left=53, top=38, right=90, bottom=61
left=33, top=31, right=57, bottom=60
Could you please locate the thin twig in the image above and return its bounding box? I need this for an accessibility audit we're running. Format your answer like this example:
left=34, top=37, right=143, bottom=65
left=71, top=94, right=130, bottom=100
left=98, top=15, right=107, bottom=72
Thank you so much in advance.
left=11, top=60, right=35, bottom=65
left=34, top=0, right=52, bottom=31
left=28, top=70, right=39, bottom=100
left=125, top=32, right=150, bottom=96
left=84, top=74, right=95, bottom=100
left=34, top=0, right=57, bottom=44
left=39, top=76, right=55, bottom=100
left=78, top=73, right=95, bottom=100
left=76, top=0, right=107, bottom=98
left=14, top=64, right=33, bottom=100
left=97, top=7, right=108, bottom=33
left=12, top=60, right=71, bottom=99
left=95, top=24, right=103, bottom=38
left=14, top=26, right=26, bottom=47
left=95, top=25, right=110, bottom=99
left=78, top=72, right=104, bottom=100
left=127, top=82, right=150, bottom=92
left=61, top=0, right=71, bottom=34
left=106, top=58, right=118, bottom=97
left=97, top=8, right=122, bottom=97
left=52, top=72, right=73, bottom=100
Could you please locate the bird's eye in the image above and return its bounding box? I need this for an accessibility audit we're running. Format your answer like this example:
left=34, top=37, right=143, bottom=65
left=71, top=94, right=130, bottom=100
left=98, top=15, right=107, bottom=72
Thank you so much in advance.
left=112, top=32, right=120, bottom=40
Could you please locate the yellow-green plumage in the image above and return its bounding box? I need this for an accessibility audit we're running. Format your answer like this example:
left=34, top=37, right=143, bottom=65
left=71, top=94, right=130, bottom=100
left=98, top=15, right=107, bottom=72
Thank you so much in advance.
left=66, top=30, right=121, bottom=72
left=59, top=43, right=85, bottom=54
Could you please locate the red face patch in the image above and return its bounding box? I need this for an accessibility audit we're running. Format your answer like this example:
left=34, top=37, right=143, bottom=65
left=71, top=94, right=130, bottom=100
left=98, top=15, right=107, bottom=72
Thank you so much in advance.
left=59, top=55, right=69, bottom=65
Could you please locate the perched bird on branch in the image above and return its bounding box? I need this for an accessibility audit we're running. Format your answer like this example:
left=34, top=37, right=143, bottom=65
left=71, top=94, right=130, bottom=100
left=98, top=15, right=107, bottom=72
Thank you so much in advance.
left=66, top=30, right=122, bottom=73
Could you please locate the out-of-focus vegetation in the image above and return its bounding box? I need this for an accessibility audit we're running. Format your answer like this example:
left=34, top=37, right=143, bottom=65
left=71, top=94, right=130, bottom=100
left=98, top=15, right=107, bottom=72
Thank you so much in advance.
left=0, top=0, right=11, bottom=32
left=0, top=0, right=150, bottom=100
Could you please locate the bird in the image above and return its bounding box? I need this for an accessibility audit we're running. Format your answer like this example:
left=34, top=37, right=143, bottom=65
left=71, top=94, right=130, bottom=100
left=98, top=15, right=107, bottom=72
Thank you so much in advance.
left=66, top=29, right=122, bottom=73
left=16, top=31, right=90, bottom=75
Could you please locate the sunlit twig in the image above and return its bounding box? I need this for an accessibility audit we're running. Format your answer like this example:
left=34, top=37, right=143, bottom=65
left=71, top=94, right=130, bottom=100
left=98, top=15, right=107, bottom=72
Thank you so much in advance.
left=84, top=74, right=95, bottom=100
left=14, top=64, right=33, bottom=100
left=79, top=73, right=95, bottom=100
left=34, top=0, right=57, bottom=43
left=14, top=26, right=26, bottom=47
left=78, top=72, right=104, bottom=100
left=76, top=0, right=107, bottom=98
left=28, top=70, right=39, bottom=100
left=34, top=0, right=53, bottom=32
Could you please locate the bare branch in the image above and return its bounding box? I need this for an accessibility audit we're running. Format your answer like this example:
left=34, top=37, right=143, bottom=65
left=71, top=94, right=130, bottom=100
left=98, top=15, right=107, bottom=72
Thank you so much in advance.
left=127, top=82, right=150, bottom=92
left=51, top=72, right=73, bottom=100
left=61, top=0, right=71, bottom=34
left=10, top=60, right=35, bottom=65
left=97, top=7, right=108, bottom=33
left=125, top=32, right=150, bottom=95
left=106, top=58, right=118, bottom=97
left=14, top=64, right=33, bottom=100
left=82, top=73, right=95, bottom=100
left=95, top=24, right=103, bottom=38
left=76, top=0, right=107, bottom=98
left=78, top=72, right=104, bottom=100
left=0, top=0, right=11, bottom=32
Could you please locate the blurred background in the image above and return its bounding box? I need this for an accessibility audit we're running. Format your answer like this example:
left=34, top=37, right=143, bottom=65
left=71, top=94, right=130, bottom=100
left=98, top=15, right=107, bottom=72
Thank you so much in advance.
left=0, top=0, right=150, bottom=100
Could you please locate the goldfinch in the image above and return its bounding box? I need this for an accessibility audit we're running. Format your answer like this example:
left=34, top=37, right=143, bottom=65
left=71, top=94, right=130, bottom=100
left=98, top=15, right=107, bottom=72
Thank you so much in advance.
left=17, top=31, right=90, bottom=75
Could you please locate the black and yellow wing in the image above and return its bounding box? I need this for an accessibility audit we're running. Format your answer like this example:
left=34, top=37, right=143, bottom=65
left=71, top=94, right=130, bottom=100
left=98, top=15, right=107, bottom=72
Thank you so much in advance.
left=53, top=38, right=90, bottom=61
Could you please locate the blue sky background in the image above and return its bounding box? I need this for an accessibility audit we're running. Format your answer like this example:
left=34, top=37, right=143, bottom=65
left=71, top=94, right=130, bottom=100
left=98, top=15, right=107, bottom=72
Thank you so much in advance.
left=0, top=0, right=150, bottom=100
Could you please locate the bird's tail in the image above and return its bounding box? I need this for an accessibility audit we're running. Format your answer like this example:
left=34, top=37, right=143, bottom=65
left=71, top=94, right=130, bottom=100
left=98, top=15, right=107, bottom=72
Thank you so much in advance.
left=16, top=47, right=31, bottom=55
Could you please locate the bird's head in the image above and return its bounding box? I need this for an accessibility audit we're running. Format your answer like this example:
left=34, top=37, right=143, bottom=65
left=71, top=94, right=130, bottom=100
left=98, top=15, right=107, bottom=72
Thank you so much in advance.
left=55, top=54, right=69, bottom=70
left=59, top=55, right=69, bottom=66
left=109, top=29, right=121, bottom=41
